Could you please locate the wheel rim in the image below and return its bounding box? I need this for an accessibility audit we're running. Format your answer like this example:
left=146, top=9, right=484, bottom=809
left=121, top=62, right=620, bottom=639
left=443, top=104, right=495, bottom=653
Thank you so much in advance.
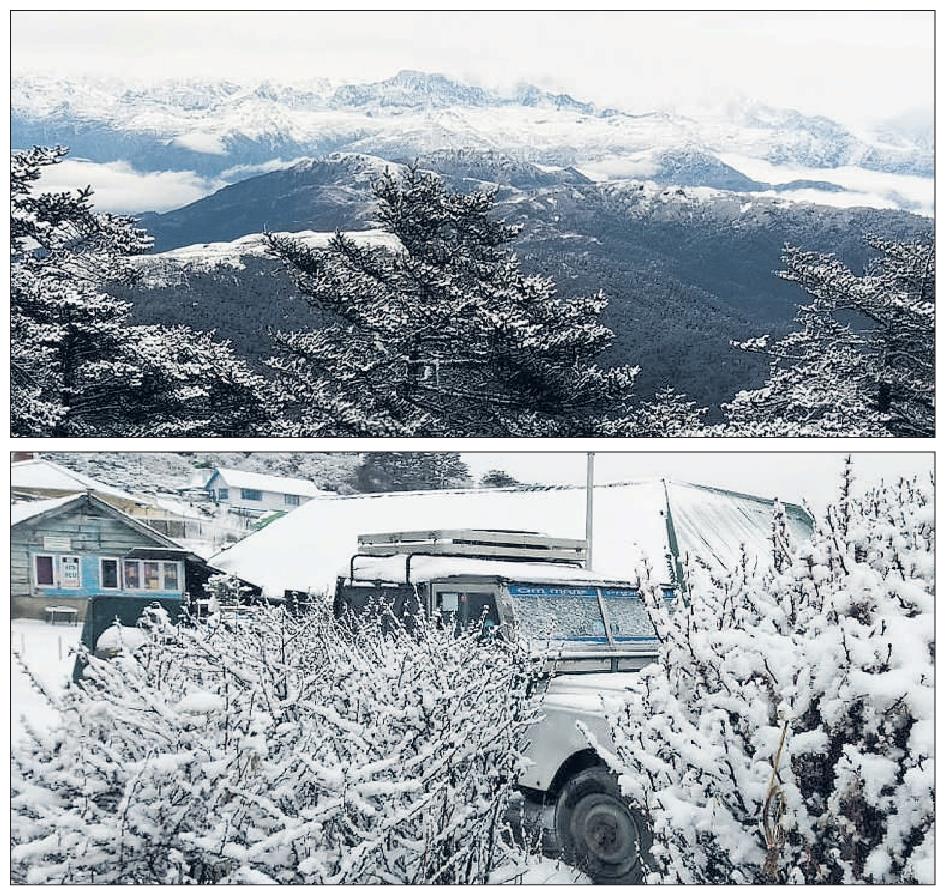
left=572, top=792, right=640, bottom=870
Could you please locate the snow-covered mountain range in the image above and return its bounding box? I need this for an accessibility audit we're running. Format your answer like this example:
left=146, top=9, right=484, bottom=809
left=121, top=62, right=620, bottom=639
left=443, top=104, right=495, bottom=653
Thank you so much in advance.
left=12, top=70, right=933, bottom=187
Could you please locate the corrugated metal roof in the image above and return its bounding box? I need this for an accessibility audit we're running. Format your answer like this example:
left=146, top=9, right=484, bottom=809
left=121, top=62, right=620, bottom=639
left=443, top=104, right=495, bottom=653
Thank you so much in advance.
left=210, top=480, right=812, bottom=598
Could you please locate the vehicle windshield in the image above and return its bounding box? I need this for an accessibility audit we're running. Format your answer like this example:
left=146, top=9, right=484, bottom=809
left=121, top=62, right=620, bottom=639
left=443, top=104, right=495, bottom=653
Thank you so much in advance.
left=508, top=582, right=656, bottom=645
left=601, top=588, right=657, bottom=641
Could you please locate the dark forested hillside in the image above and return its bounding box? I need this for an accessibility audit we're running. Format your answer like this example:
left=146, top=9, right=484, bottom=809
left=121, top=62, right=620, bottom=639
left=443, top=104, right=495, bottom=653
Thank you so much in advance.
left=120, top=154, right=932, bottom=415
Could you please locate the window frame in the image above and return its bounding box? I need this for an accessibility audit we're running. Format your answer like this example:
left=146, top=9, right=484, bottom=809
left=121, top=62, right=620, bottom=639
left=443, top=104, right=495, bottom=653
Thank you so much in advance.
left=241, top=488, right=263, bottom=502
left=217, top=487, right=229, bottom=501
left=100, top=557, right=121, bottom=591
left=142, top=560, right=162, bottom=592
left=120, top=558, right=184, bottom=594
left=284, top=493, right=300, bottom=507
left=33, top=553, right=57, bottom=588
left=123, top=559, right=142, bottom=591
left=162, top=561, right=181, bottom=593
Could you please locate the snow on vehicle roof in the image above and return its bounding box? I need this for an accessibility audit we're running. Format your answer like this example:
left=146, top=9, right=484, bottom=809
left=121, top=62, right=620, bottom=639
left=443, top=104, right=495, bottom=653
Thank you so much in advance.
left=208, top=467, right=329, bottom=499
left=11, top=458, right=136, bottom=503
left=350, top=554, right=633, bottom=586
left=209, top=479, right=811, bottom=599
left=10, top=495, right=82, bottom=526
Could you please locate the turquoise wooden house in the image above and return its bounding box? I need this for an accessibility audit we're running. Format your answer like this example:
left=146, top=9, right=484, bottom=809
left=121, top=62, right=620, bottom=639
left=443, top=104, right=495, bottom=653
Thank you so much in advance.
left=10, top=493, right=212, bottom=620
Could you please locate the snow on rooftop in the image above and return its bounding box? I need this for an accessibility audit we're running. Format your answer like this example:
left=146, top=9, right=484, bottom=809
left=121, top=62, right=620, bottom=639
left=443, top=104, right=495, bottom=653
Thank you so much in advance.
left=11, top=458, right=136, bottom=503
left=10, top=495, right=82, bottom=527
left=209, top=480, right=811, bottom=598
left=667, top=481, right=800, bottom=574
left=209, top=467, right=329, bottom=499
left=11, top=491, right=190, bottom=555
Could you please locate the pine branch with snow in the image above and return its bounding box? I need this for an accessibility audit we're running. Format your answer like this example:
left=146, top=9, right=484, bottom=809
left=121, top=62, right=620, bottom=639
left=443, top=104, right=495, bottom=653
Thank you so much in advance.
left=722, top=239, right=934, bottom=437
left=11, top=146, right=272, bottom=437
left=267, top=164, right=645, bottom=437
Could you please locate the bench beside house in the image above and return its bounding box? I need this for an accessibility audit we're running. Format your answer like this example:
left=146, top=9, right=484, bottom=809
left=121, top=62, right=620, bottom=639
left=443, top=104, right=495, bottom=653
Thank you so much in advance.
left=10, top=492, right=221, bottom=621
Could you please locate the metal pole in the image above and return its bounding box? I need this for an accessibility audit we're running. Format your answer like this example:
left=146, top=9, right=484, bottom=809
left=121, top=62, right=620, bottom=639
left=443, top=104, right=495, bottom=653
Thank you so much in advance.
left=585, top=452, right=595, bottom=570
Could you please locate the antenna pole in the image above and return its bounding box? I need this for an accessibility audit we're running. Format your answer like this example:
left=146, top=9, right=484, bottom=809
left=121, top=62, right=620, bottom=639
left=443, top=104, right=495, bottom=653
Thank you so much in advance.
left=585, top=452, right=595, bottom=570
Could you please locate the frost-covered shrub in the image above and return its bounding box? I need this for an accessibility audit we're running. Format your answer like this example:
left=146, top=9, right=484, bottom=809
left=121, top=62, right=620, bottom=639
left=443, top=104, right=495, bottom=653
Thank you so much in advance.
left=200, top=571, right=252, bottom=608
left=11, top=603, right=543, bottom=884
left=596, top=462, right=933, bottom=883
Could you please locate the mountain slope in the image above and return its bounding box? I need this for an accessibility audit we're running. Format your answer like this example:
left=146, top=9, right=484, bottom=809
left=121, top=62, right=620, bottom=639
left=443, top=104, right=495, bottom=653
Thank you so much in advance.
left=121, top=153, right=932, bottom=415
left=138, top=154, right=394, bottom=249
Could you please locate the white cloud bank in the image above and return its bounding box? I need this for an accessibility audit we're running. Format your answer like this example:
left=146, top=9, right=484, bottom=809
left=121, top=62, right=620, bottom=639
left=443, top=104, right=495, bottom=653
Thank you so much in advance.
left=720, top=155, right=934, bottom=216
left=35, top=158, right=217, bottom=214
left=171, top=133, right=228, bottom=156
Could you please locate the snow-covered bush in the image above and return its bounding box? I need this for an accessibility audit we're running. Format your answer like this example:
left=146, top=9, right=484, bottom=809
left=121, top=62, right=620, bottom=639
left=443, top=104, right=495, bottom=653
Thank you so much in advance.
left=11, top=602, right=544, bottom=884
left=200, top=570, right=253, bottom=608
left=595, top=462, right=933, bottom=883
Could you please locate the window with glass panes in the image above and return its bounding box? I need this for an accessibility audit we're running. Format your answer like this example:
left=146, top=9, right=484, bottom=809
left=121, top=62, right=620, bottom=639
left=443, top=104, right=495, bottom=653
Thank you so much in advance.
left=120, top=559, right=183, bottom=593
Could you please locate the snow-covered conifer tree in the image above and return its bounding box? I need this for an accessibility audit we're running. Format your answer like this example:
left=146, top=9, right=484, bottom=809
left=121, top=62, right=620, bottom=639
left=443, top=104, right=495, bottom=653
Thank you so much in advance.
left=267, top=165, right=642, bottom=436
left=596, top=460, right=934, bottom=883
left=629, top=386, right=707, bottom=437
left=11, top=146, right=271, bottom=436
left=723, top=239, right=934, bottom=437
left=480, top=469, right=520, bottom=488
left=355, top=451, right=471, bottom=492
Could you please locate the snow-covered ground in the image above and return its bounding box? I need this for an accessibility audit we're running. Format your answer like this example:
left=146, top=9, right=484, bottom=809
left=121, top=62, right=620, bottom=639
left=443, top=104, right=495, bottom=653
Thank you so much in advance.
left=11, top=618, right=82, bottom=746
left=139, top=228, right=401, bottom=276
left=492, top=858, right=588, bottom=884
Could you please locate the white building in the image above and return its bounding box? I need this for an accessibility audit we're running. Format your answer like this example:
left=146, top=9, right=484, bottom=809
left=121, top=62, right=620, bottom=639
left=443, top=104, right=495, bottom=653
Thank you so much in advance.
left=209, top=479, right=812, bottom=599
left=204, top=467, right=330, bottom=515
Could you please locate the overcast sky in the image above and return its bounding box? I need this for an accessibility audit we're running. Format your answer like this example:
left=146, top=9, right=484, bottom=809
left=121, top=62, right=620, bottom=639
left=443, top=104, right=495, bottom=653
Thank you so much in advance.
left=460, top=451, right=932, bottom=514
left=12, top=10, right=932, bottom=126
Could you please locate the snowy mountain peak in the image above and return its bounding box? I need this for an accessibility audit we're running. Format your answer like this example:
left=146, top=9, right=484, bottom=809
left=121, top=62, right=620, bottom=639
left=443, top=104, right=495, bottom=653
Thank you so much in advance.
left=329, top=69, right=496, bottom=109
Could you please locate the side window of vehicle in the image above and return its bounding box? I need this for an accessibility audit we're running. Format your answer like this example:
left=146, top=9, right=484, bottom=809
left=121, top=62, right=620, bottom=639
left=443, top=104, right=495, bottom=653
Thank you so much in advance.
left=437, top=591, right=461, bottom=621
left=462, top=592, right=499, bottom=632
left=433, top=589, right=499, bottom=638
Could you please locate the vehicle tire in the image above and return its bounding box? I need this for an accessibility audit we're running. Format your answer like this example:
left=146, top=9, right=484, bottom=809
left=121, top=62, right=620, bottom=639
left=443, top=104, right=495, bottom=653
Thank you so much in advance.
left=554, top=766, right=651, bottom=884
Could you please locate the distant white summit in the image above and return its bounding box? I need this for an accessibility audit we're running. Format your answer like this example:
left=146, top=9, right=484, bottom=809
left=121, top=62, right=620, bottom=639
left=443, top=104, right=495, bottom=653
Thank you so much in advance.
left=12, top=70, right=933, bottom=181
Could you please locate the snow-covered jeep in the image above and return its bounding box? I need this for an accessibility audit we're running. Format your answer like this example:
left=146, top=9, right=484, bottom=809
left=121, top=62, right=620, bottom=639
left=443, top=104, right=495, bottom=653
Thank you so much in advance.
left=334, top=529, right=667, bottom=883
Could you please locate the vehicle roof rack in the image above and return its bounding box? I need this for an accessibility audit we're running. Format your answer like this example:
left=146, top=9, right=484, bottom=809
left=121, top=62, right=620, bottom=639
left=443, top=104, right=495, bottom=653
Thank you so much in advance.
left=356, top=529, right=588, bottom=566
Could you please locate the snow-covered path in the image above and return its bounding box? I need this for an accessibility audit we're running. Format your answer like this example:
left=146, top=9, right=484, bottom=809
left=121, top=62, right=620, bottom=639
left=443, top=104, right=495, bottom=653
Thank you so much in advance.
left=11, top=618, right=82, bottom=746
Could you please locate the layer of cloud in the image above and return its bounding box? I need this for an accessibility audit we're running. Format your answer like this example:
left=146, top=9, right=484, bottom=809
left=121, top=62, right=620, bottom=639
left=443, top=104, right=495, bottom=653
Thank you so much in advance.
left=218, top=158, right=303, bottom=183
left=11, top=11, right=933, bottom=129
left=35, top=158, right=216, bottom=214
left=720, top=155, right=934, bottom=216
left=171, top=132, right=228, bottom=156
